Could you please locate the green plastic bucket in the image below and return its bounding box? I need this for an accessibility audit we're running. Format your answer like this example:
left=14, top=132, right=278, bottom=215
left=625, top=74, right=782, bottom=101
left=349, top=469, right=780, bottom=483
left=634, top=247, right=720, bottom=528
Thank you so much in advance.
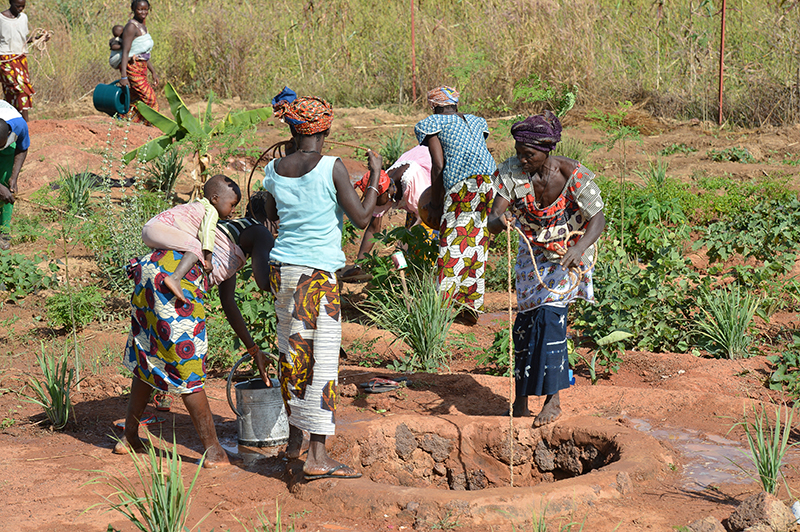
left=93, top=80, right=130, bottom=117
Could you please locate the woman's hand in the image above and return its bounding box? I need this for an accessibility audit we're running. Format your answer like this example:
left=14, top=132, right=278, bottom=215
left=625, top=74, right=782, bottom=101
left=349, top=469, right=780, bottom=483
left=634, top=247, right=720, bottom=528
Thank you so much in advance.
left=119, top=77, right=130, bottom=87
left=251, top=348, right=274, bottom=388
left=560, top=245, right=586, bottom=270
left=366, top=150, right=382, bottom=180
left=152, top=73, right=159, bottom=88
left=0, top=183, right=14, bottom=204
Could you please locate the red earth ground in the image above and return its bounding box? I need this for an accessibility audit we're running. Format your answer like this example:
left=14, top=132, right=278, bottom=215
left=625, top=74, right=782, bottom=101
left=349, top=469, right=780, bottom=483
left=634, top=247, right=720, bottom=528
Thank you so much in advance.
left=1, top=97, right=800, bottom=531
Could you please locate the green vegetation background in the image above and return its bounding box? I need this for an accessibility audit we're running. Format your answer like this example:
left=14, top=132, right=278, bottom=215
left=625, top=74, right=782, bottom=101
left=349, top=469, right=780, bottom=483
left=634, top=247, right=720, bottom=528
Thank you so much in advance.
left=31, top=0, right=800, bottom=126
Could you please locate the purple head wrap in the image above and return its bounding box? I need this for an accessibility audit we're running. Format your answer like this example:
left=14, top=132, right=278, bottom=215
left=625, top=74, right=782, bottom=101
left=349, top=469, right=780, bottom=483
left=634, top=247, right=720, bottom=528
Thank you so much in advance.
left=510, top=110, right=562, bottom=153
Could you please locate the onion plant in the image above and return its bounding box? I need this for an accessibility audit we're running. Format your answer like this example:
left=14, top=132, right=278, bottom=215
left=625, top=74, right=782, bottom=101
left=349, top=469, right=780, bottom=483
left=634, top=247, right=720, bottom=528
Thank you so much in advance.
left=358, top=266, right=457, bottom=372
left=731, top=404, right=797, bottom=495
left=92, top=437, right=208, bottom=532
left=24, top=346, right=80, bottom=430
left=695, top=285, right=761, bottom=359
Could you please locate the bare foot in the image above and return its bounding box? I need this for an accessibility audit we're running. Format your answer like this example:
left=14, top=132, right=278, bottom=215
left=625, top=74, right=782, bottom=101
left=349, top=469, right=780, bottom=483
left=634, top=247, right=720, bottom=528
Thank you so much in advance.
left=162, top=275, right=188, bottom=304
left=511, top=397, right=531, bottom=417
left=285, top=426, right=304, bottom=459
left=112, top=436, right=146, bottom=455
left=201, top=444, right=231, bottom=468
left=533, top=393, right=562, bottom=428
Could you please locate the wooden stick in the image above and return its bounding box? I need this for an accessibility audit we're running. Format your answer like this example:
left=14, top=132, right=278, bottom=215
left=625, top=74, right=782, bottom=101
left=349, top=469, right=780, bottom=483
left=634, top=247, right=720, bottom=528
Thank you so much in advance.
left=326, top=139, right=371, bottom=152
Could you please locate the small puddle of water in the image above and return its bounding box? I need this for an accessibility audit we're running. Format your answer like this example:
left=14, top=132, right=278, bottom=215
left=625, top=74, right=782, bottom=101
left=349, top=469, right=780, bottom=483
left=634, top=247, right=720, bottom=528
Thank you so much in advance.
left=219, top=437, right=286, bottom=473
left=629, top=418, right=752, bottom=491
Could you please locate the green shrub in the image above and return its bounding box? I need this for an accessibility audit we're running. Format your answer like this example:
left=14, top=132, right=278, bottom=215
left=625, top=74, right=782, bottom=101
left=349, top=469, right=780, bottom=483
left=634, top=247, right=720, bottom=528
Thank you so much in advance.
left=46, top=285, right=106, bottom=331
left=659, top=143, right=697, bottom=156
left=475, top=328, right=511, bottom=376
left=768, top=333, right=800, bottom=399
left=57, top=167, right=99, bottom=216
left=357, top=225, right=438, bottom=296
left=707, top=147, right=755, bottom=163
left=0, top=251, right=56, bottom=300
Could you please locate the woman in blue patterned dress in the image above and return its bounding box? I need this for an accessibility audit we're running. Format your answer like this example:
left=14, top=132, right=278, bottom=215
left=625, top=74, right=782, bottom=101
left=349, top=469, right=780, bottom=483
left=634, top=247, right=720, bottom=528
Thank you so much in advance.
left=488, top=111, right=605, bottom=427
left=414, top=86, right=497, bottom=323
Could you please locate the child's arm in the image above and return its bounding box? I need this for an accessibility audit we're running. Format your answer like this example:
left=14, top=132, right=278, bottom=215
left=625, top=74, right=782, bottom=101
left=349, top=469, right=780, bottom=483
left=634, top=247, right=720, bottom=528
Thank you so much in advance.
left=110, top=38, right=121, bottom=50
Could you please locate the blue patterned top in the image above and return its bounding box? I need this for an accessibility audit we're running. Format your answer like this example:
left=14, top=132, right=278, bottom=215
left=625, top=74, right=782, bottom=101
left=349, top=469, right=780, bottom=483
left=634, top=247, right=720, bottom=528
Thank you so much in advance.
left=414, top=114, right=497, bottom=191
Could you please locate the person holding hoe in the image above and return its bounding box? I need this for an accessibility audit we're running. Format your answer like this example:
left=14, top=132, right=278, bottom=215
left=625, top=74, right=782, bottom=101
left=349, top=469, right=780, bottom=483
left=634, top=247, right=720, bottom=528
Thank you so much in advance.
left=262, top=88, right=382, bottom=480
left=487, top=111, right=605, bottom=427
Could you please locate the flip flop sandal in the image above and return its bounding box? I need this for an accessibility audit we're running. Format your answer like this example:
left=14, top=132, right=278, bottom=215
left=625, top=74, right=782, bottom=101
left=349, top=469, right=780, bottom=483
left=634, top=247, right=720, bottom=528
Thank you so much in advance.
left=153, top=393, right=172, bottom=412
left=304, top=463, right=363, bottom=481
left=114, top=412, right=166, bottom=429
left=359, top=378, right=400, bottom=394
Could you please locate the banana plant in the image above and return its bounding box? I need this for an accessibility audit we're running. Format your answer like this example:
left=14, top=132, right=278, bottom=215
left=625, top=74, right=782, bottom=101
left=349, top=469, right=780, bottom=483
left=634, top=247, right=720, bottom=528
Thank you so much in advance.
left=123, top=83, right=272, bottom=194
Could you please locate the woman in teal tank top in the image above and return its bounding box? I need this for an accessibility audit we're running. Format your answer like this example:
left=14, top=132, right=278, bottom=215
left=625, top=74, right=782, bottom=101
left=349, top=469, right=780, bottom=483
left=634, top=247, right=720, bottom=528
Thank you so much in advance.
left=261, top=90, right=382, bottom=481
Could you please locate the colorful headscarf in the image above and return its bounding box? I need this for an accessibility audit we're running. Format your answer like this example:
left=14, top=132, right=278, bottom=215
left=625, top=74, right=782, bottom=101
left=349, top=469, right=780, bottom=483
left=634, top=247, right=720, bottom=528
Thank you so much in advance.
left=510, top=110, right=562, bottom=153
left=354, top=170, right=391, bottom=195
left=427, top=86, right=460, bottom=109
left=272, top=87, right=333, bottom=135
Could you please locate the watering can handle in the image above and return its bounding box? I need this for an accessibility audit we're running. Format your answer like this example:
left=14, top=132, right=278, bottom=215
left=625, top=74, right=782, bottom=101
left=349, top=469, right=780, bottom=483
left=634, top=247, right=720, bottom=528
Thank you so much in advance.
left=226, top=352, right=279, bottom=418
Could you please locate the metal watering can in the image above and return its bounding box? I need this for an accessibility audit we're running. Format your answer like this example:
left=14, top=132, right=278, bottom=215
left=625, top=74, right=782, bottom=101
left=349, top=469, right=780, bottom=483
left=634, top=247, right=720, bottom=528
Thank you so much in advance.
left=92, top=79, right=130, bottom=117
left=226, top=353, right=289, bottom=447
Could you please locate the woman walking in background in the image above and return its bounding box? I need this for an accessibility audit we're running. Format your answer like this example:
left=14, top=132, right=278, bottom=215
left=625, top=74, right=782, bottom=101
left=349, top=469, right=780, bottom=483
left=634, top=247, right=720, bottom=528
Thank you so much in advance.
left=119, top=0, right=159, bottom=124
left=263, top=89, right=381, bottom=480
left=488, top=111, right=605, bottom=427
left=414, top=86, right=496, bottom=324
left=0, top=0, right=47, bottom=121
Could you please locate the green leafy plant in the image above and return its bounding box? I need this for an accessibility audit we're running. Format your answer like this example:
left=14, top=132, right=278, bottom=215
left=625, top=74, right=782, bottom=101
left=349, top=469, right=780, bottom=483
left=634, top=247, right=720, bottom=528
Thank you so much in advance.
left=476, top=328, right=511, bottom=376
left=46, top=285, right=105, bottom=331
left=92, top=436, right=209, bottom=532
left=695, top=285, right=761, bottom=359
left=767, top=333, right=800, bottom=398
left=0, top=251, right=56, bottom=300
left=358, top=266, right=457, bottom=373
left=144, top=147, right=184, bottom=198
left=380, top=130, right=406, bottom=168
left=659, top=143, right=697, bottom=156
left=357, top=225, right=438, bottom=296
left=24, top=347, right=81, bottom=430
left=573, top=330, right=632, bottom=384
left=341, top=219, right=359, bottom=247
left=512, top=74, right=577, bottom=118
left=346, top=336, right=382, bottom=368
left=707, top=147, right=755, bottom=163
left=730, top=404, right=797, bottom=495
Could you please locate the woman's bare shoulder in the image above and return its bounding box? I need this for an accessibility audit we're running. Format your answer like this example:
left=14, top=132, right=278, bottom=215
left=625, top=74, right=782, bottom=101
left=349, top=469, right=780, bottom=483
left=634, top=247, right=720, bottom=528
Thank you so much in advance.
left=553, top=156, right=579, bottom=177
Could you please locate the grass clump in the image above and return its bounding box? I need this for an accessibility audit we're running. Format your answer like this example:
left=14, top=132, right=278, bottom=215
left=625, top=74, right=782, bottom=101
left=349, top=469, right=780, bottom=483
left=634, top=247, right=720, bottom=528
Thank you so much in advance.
left=359, top=267, right=457, bottom=373
left=707, top=147, right=755, bottom=163
left=380, top=130, right=407, bottom=168
left=695, top=285, right=760, bottom=359
left=92, top=437, right=208, bottom=532
left=144, top=147, right=184, bottom=198
left=24, top=347, right=81, bottom=430
left=731, top=404, right=797, bottom=495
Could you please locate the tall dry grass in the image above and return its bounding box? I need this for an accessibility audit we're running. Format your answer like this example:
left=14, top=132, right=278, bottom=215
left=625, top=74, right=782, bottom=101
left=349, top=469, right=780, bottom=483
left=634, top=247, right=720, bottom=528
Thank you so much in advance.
left=27, top=0, right=800, bottom=126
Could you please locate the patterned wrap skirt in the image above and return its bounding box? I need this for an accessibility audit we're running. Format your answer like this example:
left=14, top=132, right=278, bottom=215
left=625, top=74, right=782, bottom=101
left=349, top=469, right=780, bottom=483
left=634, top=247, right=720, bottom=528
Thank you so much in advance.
left=270, top=262, right=340, bottom=436
left=0, top=54, right=33, bottom=110
left=122, top=59, right=158, bottom=124
left=437, top=174, right=494, bottom=312
left=123, top=250, right=208, bottom=395
left=514, top=305, right=571, bottom=397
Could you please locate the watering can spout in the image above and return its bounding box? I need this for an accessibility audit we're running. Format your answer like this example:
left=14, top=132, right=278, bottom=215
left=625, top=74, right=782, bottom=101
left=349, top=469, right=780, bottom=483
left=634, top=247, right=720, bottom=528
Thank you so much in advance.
left=93, top=80, right=130, bottom=117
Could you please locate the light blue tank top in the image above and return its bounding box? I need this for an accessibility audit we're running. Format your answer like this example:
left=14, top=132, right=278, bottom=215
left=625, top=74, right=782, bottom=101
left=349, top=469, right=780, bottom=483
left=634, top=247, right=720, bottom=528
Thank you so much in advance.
left=262, top=155, right=345, bottom=272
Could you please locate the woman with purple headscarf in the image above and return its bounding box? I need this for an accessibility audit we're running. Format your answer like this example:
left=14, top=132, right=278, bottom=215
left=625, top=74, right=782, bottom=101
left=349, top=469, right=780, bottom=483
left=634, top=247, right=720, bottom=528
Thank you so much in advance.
left=487, top=110, right=605, bottom=427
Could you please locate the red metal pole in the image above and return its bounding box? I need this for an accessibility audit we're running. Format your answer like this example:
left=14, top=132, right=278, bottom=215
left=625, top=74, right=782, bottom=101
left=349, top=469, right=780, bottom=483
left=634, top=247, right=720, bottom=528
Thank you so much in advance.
left=718, top=0, right=726, bottom=125
left=411, top=0, right=417, bottom=103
